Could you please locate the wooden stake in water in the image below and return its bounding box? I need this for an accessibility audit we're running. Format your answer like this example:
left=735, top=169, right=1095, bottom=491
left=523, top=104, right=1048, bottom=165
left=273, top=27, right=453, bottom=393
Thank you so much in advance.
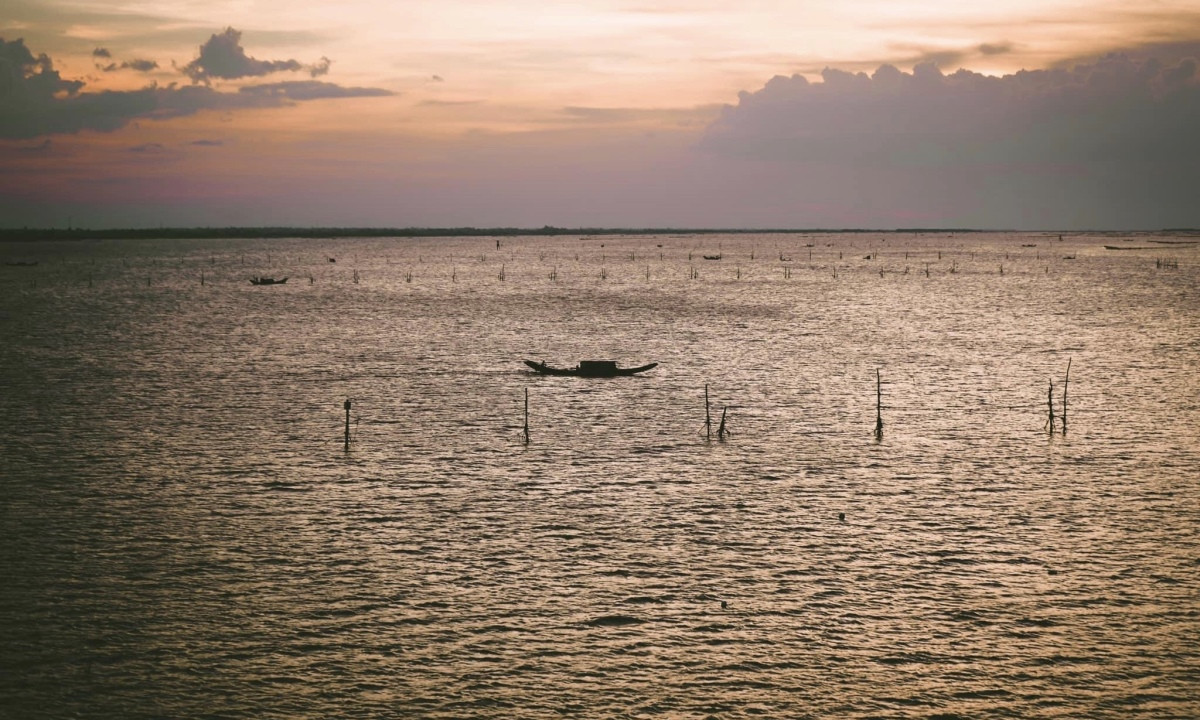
left=1061, top=358, right=1071, bottom=433
left=344, top=399, right=352, bottom=451
left=1046, top=380, right=1056, bottom=434
left=523, top=388, right=531, bottom=445
left=705, top=384, right=712, bottom=441
left=717, top=406, right=728, bottom=440
left=874, top=369, right=884, bottom=441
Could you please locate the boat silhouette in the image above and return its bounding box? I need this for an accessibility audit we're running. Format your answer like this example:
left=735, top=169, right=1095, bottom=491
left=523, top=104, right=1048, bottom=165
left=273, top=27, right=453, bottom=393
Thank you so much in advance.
left=524, top=360, right=658, bottom=377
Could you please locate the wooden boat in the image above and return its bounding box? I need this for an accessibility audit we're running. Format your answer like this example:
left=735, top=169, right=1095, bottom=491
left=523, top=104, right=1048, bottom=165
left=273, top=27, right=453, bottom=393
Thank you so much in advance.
left=250, top=276, right=288, bottom=285
left=524, top=360, right=658, bottom=377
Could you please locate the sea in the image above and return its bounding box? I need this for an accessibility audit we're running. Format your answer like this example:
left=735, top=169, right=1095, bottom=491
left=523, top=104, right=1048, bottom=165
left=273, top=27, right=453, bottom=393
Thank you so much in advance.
left=1, top=231, right=1198, bottom=719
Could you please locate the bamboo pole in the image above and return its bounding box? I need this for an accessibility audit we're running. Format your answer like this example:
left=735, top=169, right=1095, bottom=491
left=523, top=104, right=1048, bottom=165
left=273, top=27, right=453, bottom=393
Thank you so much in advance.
left=874, top=369, right=884, bottom=441
left=344, top=399, right=352, bottom=451
left=705, top=384, right=712, bottom=441
left=1047, top=381, right=1056, bottom=434
left=523, top=388, right=530, bottom=445
left=1061, top=358, right=1070, bottom=433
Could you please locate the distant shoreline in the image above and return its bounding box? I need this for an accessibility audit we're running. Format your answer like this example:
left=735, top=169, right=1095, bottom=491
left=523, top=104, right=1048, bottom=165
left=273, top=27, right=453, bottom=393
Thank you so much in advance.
left=1, top=226, right=1196, bottom=242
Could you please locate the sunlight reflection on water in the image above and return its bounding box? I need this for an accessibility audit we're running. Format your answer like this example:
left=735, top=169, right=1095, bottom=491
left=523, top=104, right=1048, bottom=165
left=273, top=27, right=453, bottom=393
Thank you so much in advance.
left=2, top=232, right=1198, bottom=718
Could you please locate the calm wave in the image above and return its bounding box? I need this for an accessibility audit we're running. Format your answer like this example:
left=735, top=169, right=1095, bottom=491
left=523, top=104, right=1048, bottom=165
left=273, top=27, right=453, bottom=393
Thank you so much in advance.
left=2, top=232, right=1198, bottom=718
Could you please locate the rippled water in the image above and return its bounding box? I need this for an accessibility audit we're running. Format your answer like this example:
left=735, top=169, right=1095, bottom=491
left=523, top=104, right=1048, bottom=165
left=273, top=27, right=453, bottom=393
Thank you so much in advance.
left=2, top=232, right=1198, bottom=718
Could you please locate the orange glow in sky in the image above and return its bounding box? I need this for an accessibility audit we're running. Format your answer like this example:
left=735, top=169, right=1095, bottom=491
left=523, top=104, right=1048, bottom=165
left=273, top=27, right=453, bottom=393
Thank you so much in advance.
left=2, top=0, right=1199, bottom=228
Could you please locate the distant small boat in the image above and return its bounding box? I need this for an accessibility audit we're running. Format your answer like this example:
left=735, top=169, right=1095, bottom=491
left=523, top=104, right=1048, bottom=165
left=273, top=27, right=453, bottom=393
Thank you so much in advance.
left=250, top=276, right=288, bottom=285
left=3, top=260, right=38, bottom=267
left=703, top=254, right=722, bottom=260
left=524, top=360, right=658, bottom=377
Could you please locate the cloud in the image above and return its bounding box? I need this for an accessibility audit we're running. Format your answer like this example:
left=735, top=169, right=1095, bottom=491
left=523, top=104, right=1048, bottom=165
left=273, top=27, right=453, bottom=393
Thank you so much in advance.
left=1, top=36, right=84, bottom=101
left=979, top=42, right=1014, bottom=56
left=189, top=139, right=223, bottom=146
left=92, top=47, right=111, bottom=58
left=705, top=54, right=1200, bottom=165
left=128, top=142, right=164, bottom=152
left=15, top=137, right=52, bottom=154
left=782, top=40, right=1021, bottom=84
left=98, top=59, right=160, bottom=73
left=699, top=53, right=1200, bottom=227
left=418, top=99, right=480, bottom=107
left=0, top=36, right=393, bottom=138
left=238, top=80, right=394, bottom=101
left=3, top=86, right=158, bottom=137
left=563, top=105, right=721, bottom=128
left=924, top=50, right=969, bottom=68
left=181, top=27, right=329, bottom=83
left=124, top=59, right=159, bottom=72
left=309, top=57, right=331, bottom=78
left=1053, top=40, right=1200, bottom=70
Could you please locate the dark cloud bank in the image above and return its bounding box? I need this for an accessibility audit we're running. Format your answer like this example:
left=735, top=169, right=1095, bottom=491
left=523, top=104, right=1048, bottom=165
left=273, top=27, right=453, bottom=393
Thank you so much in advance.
left=705, top=56, right=1199, bottom=165
left=0, top=32, right=390, bottom=139
left=701, top=55, right=1200, bottom=227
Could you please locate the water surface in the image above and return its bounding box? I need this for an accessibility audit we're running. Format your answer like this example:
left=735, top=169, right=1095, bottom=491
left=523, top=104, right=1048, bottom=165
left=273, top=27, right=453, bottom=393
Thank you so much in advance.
left=2, top=232, right=1198, bottom=718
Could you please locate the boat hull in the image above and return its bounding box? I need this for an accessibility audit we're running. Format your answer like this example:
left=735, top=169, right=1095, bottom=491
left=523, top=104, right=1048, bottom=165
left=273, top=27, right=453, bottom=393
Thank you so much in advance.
left=524, top=360, right=657, bottom=377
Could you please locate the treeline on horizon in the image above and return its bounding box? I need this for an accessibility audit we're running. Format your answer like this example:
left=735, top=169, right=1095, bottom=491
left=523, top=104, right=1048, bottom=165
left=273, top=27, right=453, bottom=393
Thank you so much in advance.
left=0, top=226, right=1194, bottom=242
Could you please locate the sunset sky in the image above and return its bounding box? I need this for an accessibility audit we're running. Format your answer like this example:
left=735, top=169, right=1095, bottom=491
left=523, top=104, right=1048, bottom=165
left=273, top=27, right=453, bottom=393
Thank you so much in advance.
left=2, top=0, right=1199, bottom=230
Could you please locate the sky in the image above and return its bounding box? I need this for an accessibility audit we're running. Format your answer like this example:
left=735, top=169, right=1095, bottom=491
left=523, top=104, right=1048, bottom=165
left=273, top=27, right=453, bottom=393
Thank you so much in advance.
left=1, top=0, right=1199, bottom=230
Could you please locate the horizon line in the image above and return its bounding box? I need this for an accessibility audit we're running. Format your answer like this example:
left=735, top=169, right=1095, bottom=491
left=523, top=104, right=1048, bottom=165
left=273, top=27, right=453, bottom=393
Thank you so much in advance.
left=3, top=226, right=1197, bottom=242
